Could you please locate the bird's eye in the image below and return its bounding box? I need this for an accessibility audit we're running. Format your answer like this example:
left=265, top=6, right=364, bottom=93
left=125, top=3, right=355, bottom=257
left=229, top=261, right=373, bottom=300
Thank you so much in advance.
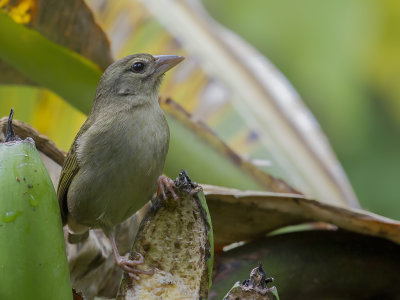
left=131, top=62, right=145, bottom=73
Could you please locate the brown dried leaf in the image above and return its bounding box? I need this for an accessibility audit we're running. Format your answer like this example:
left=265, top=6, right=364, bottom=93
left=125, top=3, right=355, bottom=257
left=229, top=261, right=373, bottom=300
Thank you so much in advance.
left=203, top=185, right=400, bottom=248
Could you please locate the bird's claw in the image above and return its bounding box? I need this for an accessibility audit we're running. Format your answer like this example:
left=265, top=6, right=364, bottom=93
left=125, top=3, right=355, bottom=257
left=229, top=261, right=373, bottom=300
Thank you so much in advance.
left=157, top=175, right=178, bottom=200
left=116, top=252, right=154, bottom=280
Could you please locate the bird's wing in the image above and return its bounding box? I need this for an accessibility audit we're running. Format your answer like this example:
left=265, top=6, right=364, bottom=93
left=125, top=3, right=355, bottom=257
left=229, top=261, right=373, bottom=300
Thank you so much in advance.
left=57, top=140, right=80, bottom=226
left=57, top=118, right=93, bottom=225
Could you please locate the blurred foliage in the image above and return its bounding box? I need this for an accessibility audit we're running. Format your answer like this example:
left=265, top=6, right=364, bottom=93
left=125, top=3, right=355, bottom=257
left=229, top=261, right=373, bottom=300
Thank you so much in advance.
left=0, top=85, right=86, bottom=149
left=0, top=2, right=283, bottom=193
left=1, top=0, right=399, bottom=219
left=1, top=0, right=353, bottom=204
left=202, top=0, right=400, bottom=219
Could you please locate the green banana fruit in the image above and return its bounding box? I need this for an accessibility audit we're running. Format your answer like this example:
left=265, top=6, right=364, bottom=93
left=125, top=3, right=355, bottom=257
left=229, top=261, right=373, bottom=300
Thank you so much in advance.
left=0, top=109, right=72, bottom=300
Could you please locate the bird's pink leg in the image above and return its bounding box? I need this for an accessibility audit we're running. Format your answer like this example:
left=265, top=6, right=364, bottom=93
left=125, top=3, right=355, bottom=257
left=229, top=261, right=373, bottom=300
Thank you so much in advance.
left=109, top=232, right=154, bottom=280
left=157, top=175, right=178, bottom=200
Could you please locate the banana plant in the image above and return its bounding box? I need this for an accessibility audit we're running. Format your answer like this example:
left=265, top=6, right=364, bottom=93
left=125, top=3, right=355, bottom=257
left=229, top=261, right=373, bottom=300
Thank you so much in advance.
left=0, top=1, right=399, bottom=299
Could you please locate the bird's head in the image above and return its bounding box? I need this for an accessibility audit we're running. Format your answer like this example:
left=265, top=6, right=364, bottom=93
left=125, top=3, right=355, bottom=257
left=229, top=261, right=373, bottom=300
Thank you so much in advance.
left=95, top=53, right=184, bottom=104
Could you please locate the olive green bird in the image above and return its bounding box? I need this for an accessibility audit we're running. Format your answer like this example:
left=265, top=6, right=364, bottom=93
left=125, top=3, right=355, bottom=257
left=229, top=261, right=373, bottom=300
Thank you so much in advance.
left=57, top=54, right=184, bottom=278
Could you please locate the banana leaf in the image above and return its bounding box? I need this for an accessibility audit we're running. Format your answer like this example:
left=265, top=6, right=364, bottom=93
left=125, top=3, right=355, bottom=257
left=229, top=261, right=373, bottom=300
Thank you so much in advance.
left=87, top=0, right=358, bottom=208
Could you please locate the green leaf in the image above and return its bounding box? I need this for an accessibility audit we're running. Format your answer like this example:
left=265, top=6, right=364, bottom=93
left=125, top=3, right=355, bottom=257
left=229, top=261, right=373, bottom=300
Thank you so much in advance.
left=0, top=11, right=101, bottom=113
left=0, top=0, right=113, bottom=85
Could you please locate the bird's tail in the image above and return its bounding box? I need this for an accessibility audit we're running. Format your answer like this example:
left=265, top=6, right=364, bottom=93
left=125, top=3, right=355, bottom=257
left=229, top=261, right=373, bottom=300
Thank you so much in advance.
left=68, top=230, right=89, bottom=244
left=66, top=215, right=90, bottom=244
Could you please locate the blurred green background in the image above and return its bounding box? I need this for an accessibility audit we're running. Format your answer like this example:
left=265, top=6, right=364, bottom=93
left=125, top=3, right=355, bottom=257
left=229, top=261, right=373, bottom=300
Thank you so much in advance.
left=202, top=0, right=400, bottom=220
left=1, top=0, right=399, bottom=220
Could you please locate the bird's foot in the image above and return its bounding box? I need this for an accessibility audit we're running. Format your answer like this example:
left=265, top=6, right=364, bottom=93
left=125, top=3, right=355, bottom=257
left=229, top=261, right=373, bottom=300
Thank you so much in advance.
left=115, top=252, right=154, bottom=280
left=157, top=175, right=178, bottom=200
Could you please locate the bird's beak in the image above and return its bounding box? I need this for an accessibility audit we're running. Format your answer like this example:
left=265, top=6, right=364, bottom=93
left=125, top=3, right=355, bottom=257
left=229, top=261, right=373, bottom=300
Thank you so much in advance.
left=153, top=55, right=184, bottom=75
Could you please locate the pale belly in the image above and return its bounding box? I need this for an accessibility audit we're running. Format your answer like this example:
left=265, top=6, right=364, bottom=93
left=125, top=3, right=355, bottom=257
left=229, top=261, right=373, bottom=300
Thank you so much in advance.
left=67, top=106, right=169, bottom=230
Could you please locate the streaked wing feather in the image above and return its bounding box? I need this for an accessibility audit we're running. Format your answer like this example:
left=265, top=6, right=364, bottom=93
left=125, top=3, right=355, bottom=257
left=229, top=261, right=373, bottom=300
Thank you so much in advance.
left=57, top=118, right=92, bottom=225
left=57, top=141, right=80, bottom=225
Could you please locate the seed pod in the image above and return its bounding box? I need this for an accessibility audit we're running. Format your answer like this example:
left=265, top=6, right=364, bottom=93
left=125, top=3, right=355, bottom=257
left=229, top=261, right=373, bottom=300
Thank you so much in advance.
left=0, top=109, right=72, bottom=300
left=117, top=170, right=213, bottom=300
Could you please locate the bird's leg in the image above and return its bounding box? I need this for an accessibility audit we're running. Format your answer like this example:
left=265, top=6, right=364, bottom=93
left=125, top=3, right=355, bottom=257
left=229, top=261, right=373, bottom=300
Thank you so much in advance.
left=157, top=175, right=178, bottom=200
left=109, top=231, right=154, bottom=280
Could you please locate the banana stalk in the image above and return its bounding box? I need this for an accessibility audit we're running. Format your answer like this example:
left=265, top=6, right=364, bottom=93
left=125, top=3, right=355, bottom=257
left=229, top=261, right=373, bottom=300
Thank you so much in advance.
left=117, top=170, right=213, bottom=300
left=0, top=109, right=72, bottom=300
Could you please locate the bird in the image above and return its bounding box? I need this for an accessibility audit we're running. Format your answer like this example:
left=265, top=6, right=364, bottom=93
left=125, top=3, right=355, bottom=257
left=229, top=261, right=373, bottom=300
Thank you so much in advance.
left=57, top=53, right=184, bottom=279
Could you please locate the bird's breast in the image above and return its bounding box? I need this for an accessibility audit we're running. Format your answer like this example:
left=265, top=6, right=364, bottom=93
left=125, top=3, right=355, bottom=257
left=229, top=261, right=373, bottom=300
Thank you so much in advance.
left=69, top=104, right=170, bottom=228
